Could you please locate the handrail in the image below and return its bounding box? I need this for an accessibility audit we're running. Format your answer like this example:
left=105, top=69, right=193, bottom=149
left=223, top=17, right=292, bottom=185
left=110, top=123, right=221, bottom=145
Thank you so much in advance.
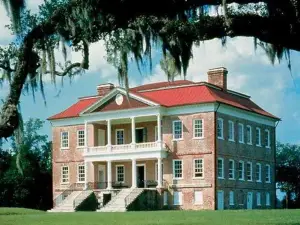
left=53, top=183, right=78, bottom=207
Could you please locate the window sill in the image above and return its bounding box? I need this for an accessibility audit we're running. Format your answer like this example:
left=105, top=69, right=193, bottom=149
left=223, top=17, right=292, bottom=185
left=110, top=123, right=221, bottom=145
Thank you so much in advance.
left=192, top=177, right=204, bottom=180
left=229, top=178, right=235, bottom=181
left=247, top=142, right=252, bottom=145
left=256, top=180, right=262, bottom=183
left=238, top=179, right=245, bottom=181
left=193, top=137, right=204, bottom=140
left=77, top=147, right=85, bottom=149
left=266, top=146, right=271, bottom=149
left=172, top=138, right=183, bottom=141
left=256, top=144, right=262, bottom=147
left=173, top=178, right=183, bottom=180
left=247, top=180, right=253, bottom=182
left=218, top=177, right=225, bottom=180
left=77, top=181, right=85, bottom=184
left=266, top=181, right=271, bottom=184
left=60, top=182, right=70, bottom=185
left=60, top=148, right=69, bottom=150
left=228, top=139, right=235, bottom=142
left=217, top=137, right=224, bottom=140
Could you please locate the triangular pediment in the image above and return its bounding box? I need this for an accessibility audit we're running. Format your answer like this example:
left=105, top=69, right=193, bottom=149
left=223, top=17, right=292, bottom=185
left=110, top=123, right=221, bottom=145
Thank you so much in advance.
left=80, top=88, right=159, bottom=114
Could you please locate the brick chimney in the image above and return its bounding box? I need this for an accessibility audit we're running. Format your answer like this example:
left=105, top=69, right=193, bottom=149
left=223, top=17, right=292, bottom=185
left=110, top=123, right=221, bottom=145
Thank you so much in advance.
left=97, top=83, right=114, bottom=97
left=207, top=67, right=228, bottom=91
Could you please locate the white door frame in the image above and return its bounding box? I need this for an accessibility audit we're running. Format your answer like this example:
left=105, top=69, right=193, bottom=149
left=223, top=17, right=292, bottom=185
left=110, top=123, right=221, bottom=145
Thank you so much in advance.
left=247, top=192, right=253, bottom=209
left=136, top=163, right=146, bottom=188
left=217, top=190, right=224, bottom=210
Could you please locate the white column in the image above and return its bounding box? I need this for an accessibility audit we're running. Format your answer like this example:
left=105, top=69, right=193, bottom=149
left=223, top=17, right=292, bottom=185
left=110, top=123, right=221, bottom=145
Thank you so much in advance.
left=107, top=119, right=111, bottom=151
left=157, top=114, right=162, bottom=144
left=107, top=160, right=112, bottom=189
left=157, top=158, right=163, bottom=188
left=131, top=117, right=136, bottom=143
left=131, top=159, right=137, bottom=188
left=84, top=161, right=88, bottom=190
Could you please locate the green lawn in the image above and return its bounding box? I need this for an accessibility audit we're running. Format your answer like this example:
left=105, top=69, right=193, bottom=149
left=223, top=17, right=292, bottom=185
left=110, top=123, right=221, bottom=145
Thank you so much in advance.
left=1, top=208, right=300, bottom=225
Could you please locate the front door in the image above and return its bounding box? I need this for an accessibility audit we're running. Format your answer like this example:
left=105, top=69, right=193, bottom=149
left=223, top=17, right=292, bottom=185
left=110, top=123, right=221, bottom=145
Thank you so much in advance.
left=137, top=165, right=145, bottom=188
left=135, top=128, right=144, bottom=143
left=247, top=192, right=253, bottom=209
left=98, top=165, right=106, bottom=189
left=217, top=190, right=224, bottom=210
left=98, top=129, right=105, bottom=146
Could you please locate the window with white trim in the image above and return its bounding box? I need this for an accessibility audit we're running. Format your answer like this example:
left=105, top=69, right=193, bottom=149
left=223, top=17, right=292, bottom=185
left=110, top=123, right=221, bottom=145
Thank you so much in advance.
left=256, top=192, right=261, bottom=206
left=238, top=161, right=244, bottom=181
left=61, top=131, right=69, bottom=149
left=246, top=125, right=252, bottom=144
left=217, top=158, right=224, bottom=179
left=266, top=192, right=270, bottom=206
left=77, top=165, right=85, bottom=182
left=194, top=191, right=203, bottom=205
left=116, top=165, right=125, bottom=183
left=173, top=191, right=182, bottom=205
left=229, top=159, right=235, bottom=180
left=229, top=191, right=234, bottom=206
left=61, top=166, right=69, bottom=183
left=256, top=163, right=261, bottom=182
left=265, top=129, right=270, bottom=148
left=173, top=160, right=183, bottom=179
left=238, top=123, right=244, bottom=143
left=194, top=159, right=204, bottom=178
left=173, top=120, right=183, bottom=140
left=256, top=127, right=261, bottom=146
left=77, top=130, right=85, bottom=147
left=193, top=119, right=204, bottom=138
left=217, top=118, right=224, bottom=139
left=246, top=162, right=253, bottom=181
left=228, top=121, right=234, bottom=141
left=116, top=129, right=124, bottom=145
left=265, top=164, right=271, bottom=183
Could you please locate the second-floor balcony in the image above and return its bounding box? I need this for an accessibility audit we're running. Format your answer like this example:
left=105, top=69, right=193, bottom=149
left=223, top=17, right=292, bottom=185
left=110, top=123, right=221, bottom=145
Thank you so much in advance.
left=82, top=114, right=168, bottom=161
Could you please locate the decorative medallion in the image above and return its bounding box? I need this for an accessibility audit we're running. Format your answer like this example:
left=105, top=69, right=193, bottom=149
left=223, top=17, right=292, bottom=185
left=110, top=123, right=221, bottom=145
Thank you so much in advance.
left=115, top=93, right=124, bottom=105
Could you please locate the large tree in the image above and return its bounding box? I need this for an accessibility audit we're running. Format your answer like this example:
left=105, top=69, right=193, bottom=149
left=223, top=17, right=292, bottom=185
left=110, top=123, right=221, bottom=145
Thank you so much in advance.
left=1, top=0, right=300, bottom=138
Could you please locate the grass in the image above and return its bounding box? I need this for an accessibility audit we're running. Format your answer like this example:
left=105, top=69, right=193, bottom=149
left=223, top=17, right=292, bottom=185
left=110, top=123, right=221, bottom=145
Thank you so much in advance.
left=1, top=208, right=300, bottom=225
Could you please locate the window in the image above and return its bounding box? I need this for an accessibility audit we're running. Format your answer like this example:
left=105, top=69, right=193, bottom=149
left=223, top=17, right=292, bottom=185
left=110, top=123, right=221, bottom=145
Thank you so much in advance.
left=257, top=192, right=261, bottom=206
left=229, top=191, right=234, bottom=206
left=228, top=121, right=234, bottom=141
left=238, top=123, right=244, bottom=143
left=61, top=131, right=69, bottom=149
left=265, top=129, right=270, bottom=148
left=116, top=165, right=125, bottom=183
left=238, top=161, right=244, bottom=181
left=194, top=159, right=204, bottom=178
left=266, top=193, right=270, bottom=206
left=256, top=127, right=261, bottom=146
left=256, top=163, right=261, bottom=182
left=61, top=166, right=69, bottom=183
left=217, top=118, right=224, bottom=139
left=173, top=191, right=182, bottom=205
left=77, top=130, right=85, bottom=147
left=265, top=164, right=271, bottom=183
left=194, top=191, right=203, bottom=205
left=173, top=120, right=183, bottom=140
left=217, top=158, right=224, bottom=179
left=116, top=129, right=124, bottom=145
left=163, top=191, right=168, bottom=206
left=246, top=162, right=253, bottom=181
left=193, top=119, right=204, bottom=138
left=155, top=163, right=164, bottom=181
left=77, top=165, right=85, bottom=182
left=173, top=160, right=183, bottom=179
left=229, top=160, right=235, bottom=180
left=246, top=125, right=252, bottom=144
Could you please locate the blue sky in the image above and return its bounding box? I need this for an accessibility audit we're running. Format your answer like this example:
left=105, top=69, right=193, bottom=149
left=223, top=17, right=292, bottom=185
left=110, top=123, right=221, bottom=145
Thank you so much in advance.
left=1, top=1, right=300, bottom=147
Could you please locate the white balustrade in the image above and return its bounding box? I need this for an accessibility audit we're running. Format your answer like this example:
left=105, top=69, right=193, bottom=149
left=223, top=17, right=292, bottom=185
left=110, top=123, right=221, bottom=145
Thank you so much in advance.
left=135, top=142, right=158, bottom=149
left=87, top=146, right=107, bottom=153
left=111, top=144, right=131, bottom=151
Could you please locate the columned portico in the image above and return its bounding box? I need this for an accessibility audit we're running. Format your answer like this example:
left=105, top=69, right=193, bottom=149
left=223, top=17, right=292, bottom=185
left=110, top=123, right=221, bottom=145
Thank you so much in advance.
left=157, top=157, right=163, bottom=188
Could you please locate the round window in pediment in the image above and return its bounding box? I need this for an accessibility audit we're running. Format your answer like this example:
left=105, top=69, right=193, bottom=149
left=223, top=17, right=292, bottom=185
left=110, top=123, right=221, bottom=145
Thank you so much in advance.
left=115, top=93, right=124, bottom=105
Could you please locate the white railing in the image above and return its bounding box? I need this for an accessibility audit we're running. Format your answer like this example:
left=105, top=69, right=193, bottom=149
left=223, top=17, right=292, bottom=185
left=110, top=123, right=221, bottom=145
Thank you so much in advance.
left=87, top=146, right=107, bottom=153
left=111, top=144, right=132, bottom=151
left=85, top=142, right=164, bottom=155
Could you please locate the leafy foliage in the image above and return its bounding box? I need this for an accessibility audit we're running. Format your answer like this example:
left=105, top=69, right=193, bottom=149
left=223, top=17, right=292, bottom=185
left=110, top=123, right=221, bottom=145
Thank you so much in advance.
left=0, top=118, right=52, bottom=210
left=276, top=142, right=300, bottom=208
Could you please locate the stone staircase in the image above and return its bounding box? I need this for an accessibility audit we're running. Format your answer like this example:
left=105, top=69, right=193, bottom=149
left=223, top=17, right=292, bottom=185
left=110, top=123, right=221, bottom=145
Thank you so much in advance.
left=48, top=190, right=93, bottom=212
left=98, top=188, right=144, bottom=212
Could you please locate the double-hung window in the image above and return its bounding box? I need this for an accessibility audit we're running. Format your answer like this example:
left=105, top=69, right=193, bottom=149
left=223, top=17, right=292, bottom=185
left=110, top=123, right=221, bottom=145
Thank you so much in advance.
left=217, top=158, right=224, bottom=179
left=246, top=162, right=253, bottom=181
left=173, top=160, right=183, bottom=179
left=246, top=125, right=252, bottom=144
left=265, top=164, right=271, bottom=183
left=116, top=165, right=125, bottom=183
left=238, top=123, right=244, bottom=143
left=173, top=121, right=183, bottom=140
left=61, top=131, right=69, bottom=149
left=229, top=160, right=235, bottom=180
left=265, top=129, right=270, bottom=148
left=193, top=119, right=204, bottom=138
left=217, top=118, right=224, bottom=139
left=77, top=130, right=85, bottom=147
left=228, top=121, right=234, bottom=141
left=256, top=128, right=261, bottom=146
left=194, top=159, right=204, bottom=178
left=77, top=165, right=85, bottom=182
left=256, top=163, right=261, bottom=182
left=238, top=161, right=244, bottom=181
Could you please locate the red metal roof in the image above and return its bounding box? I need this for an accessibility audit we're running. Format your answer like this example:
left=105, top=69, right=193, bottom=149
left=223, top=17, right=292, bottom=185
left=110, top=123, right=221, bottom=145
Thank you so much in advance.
left=48, top=80, right=279, bottom=120
left=48, top=97, right=100, bottom=120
